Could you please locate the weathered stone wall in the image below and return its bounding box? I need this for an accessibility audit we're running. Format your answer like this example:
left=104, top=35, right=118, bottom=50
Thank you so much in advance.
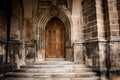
left=106, top=0, right=120, bottom=79
left=82, top=0, right=98, bottom=67
left=0, top=10, right=7, bottom=66
left=25, top=19, right=35, bottom=41
left=8, top=0, right=25, bottom=68
left=10, top=0, right=24, bottom=40
left=108, top=0, right=119, bottom=39
left=83, top=42, right=99, bottom=67
left=0, top=0, right=10, bottom=73
left=82, top=1, right=106, bottom=76
left=95, top=0, right=120, bottom=79
left=104, top=0, right=120, bottom=69
left=0, top=11, right=7, bottom=39
left=82, top=0, right=97, bottom=40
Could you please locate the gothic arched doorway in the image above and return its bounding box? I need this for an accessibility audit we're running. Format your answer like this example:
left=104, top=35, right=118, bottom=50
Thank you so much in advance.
left=45, top=17, right=65, bottom=58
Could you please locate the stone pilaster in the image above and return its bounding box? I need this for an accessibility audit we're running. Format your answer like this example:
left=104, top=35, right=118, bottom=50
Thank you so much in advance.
left=95, top=0, right=105, bottom=40
left=72, top=0, right=83, bottom=42
left=98, top=41, right=107, bottom=79
left=95, top=0, right=107, bottom=79
left=18, top=19, right=27, bottom=66
left=73, top=43, right=83, bottom=63
left=65, top=47, right=73, bottom=61
left=72, top=0, right=84, bottom=63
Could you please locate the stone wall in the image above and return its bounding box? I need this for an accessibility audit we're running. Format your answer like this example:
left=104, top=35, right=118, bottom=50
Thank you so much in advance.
left=25, top=19, right=35, bottom=41
left=0, top=11, right=7, bottom=39
left=103, top=0, right=119, bottom=38
left=10, top=0, right=24, bottom=40
left=82, top=0, right=98, bottom=67
left=106, top=0, right=120, bottom=79
left=8, top=0, right=25, bottom=68
left=108, top=0, right=119, bottom=39
left=82, top=1, right=107, bottom=77
left=104, top=0, right=120, bottom=69
left=83, top=42, right=99, bottom=67
left=0, top=0, right=9, bottom=74
left=82, top=0, right=97, bottom=40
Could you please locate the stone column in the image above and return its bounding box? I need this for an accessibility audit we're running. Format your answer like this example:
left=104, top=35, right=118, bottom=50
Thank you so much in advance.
left=95, top=0, right=107, bottom=79
left=72, top=0, right=84, bottom=63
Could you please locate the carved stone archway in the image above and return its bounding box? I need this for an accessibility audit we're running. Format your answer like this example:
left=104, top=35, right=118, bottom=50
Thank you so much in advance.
left=35, top=9, right=73, bottom=61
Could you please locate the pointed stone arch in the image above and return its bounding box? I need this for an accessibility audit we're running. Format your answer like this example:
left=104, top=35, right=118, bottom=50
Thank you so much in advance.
left=36, top=10, right=72, bottom=49
left=35, top=9, right=72, bottom=60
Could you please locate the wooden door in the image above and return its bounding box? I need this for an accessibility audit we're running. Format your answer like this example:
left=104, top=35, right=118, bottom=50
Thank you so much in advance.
left=45, top=18, right=65, bottom=58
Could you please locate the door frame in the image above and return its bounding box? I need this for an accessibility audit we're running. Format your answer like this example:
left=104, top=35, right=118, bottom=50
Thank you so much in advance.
left=45, top=17, right=65, bottom=59
left=36, top=12, right=72, bottom=61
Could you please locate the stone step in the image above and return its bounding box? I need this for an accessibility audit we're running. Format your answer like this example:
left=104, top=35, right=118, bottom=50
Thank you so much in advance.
left=14, top=68, right=92, bottom=73
left=45, top=58, right=65, bottom=61
left=32, top=61, right=75, bottom=65
left=32, top=62, right=75, bottom=65
left=4, top=61, right=99, bottom=80
left=5, top=72, right=96, bottom=78
left=21, top=64, right=87, bottom=68
left=4, top=77, right=100, bottom=80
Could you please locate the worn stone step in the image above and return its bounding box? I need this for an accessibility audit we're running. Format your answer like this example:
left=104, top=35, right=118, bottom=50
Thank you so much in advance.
left=4, top=61, right=99, bottom=80
left=14, top=68, right=92, bottom=73
left=5, top=72, right=96, bottom=78
left=4, top=77, right=100, bottom=80
left=32, top=61, right=76, bottom=65
left=21, top=64, right=87, bottom=68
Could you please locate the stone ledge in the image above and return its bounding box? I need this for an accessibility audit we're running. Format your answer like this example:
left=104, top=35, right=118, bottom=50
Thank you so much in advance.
left=0, top=38, right=21, bottom=44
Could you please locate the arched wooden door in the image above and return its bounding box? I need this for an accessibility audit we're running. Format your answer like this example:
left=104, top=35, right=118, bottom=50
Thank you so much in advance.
left=45, top=17, right=65, bottom=58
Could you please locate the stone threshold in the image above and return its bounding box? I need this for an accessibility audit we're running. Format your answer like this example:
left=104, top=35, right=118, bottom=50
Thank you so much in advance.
left=45, top=58, right=65, bottom=61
